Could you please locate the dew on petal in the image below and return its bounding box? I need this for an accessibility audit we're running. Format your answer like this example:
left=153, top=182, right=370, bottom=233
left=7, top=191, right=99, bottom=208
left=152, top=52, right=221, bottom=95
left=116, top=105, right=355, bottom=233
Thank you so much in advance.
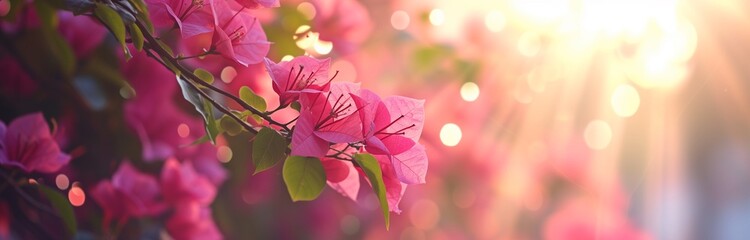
left=440, top=123, right=462, bottom=147
left=177, top=123, right=190, bottom=138
left=584, top=120, right=612, bottom=150
left=56, top=174, right=70, bottom=190
left=460, top=82, right=480, bottom=102
left=68, top=186, right=85, bottom=207
left=429, top=9, right=445, bottom=26
left=220, top=66, right=237, bottom=84
left=297, top=2, right=316, bottom=20
left=611, top=84, right=640, bottom=117
left=391, top=11, right=410, bottom=30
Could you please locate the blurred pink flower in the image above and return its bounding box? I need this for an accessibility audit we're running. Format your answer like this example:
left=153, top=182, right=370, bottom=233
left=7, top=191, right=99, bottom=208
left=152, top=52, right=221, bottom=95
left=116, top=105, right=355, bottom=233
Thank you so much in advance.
left=311, top=0, right=373, bottom=55
left=0, top=56, right=38, bottom=98
left=351, top=89, right=427, bottom=184
left=264, top=56, right=333, bottom=106
left=291, top=82, right=362, bottom=158
left=146, top=0, right=214, bottom=38
left=90, top=162, right=165, bottom=227
left=57, top=11, right=106, bottom=58
left=211, top=0, right=270, bottom=66
left=543, top=198, right=651, bottom=240
left=182, top=142, right=227, bottom=186
left=161, top=158, right=217, bottom=205
left=122, top=50, right=205, bottom=161
left=166, top=201, right=223, bottom=240
left=233, top=0, right=278, bottom=9
left=0, top=112, right=71, bottom=173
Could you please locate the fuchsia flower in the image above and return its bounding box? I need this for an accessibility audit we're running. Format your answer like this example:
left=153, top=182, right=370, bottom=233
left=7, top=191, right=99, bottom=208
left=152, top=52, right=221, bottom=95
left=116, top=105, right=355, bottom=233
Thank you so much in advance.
left=160, top=158, right=217, bottom=205
left=291, top=82, right=363, bottom=158
left=90, top=162, right=165, bottom=226
left=0, top=113, right=71, bottom=173
left=211, top=0, right=270, bottom=66
left=146, top=0, right=214, bottom=37
left=351, top=89, right=427, bottom=184
left=166, top=201, right=223, bottom=240
left=311, top=0, right=373, bottom=55
left=264, top=56, right=333, bottom=106
left=233, top=0, right=278, bottom=9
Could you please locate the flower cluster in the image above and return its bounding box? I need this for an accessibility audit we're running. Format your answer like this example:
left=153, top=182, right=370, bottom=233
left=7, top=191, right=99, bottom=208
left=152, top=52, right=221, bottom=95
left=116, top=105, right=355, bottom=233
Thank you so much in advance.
left=146, top=0, right=274, bottom=65
left=265, top=56, right=428, bottom=213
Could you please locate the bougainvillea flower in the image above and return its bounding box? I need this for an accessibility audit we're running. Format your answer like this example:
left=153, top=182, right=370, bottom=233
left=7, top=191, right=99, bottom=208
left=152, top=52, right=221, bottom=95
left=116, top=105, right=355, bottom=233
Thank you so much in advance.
left=291, top=82, right=362, bottom=158
left=90, top=162, right=165, bottom=226
left=161, top=158, right=217, bottom=205
left=57, top=11, right=107, bottom=58
left=181, top=142, right=227, bottom=186
left=322, top=144, right=359, bottom=201
left=211, top=0, right=270, bottom=66
left=122, top=50, right=207, bottom=161
left=166, top=201, right=223, bottom=240
left=0, top=112, right=71, bottom=173
left=234, top=0, right=278, bottom=9
left=264, top=56, right=333, bottom=107
left=351, top=89, right=427, bottom=184
left=311, top=0, right=373, bottom=55
left=372, top=154, right=406, bottom=213
left=146, top=0, right=214, bottom=38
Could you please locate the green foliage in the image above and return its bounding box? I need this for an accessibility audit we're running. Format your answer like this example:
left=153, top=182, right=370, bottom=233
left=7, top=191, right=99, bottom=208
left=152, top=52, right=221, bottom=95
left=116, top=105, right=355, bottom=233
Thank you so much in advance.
left=219, top=114, right=244, bottom=136
left=32, top=0, right=76, bottom=78
left=94, top=3, right=130, bottom=59
left=239, top=86, right=267, bottom=123
left=353, top=153, right=390, bottom=229
left=194, top=68, right=215, bottom=84
left=252, top=127, right=288, bottom=174
left=176, top=77, right=220, bottom=144
left=37, top=184, right=77, bottom=237
left=282, top=156, right=326, bottom=202
left=129, top=23, right=144, bottom=51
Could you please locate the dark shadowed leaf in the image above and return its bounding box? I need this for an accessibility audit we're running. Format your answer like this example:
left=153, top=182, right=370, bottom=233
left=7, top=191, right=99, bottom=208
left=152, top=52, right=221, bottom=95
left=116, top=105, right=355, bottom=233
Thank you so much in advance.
left=253, top=127, right=288, bottom=174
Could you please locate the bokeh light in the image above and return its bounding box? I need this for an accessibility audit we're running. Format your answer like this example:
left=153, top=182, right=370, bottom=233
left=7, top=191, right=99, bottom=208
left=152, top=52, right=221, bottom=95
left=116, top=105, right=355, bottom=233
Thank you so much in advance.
left=440, top=123, right=462, bottom=147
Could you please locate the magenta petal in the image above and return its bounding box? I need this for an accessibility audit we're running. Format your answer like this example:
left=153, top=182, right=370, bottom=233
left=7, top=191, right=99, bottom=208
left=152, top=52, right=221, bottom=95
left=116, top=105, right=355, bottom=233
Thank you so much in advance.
left=321, top=158, right=349, bottom=183
left=3, top=113, right=70, bottom=173
left=375, top=155, right=406, bottom=213
left=235, top=0, right=279, bottom=9
left=167, top=202, right=223, bottom=240
left=382, top=96, right=425, bottom=141
left=291, top=111, right=329, bottom=158
left=390, top=143, right=428, bottom=184
left=315, top=114, right=362, bottom=143
left=364, top=136, right=388, bottom=156
left=381, top=135, right=415, bottom=156
left=161, top=159, right=217, bottom=206
left=326, top=160, right=359, bottom=202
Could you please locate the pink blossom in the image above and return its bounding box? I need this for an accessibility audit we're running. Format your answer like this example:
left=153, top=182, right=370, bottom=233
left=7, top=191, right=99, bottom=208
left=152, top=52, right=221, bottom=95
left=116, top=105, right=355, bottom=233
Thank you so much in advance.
left=166, top=201, right=223, bottom=240
left=0, top=112, right=71, bottom=173
left=211, top=0, right=270, bottom=66
left=57, top=11, right=106, bottom=58
left=291, top=82, right=362, bottom=158
left=161, top=158, right=217, bottom=205
left=351, top=89, right=427, bottom=184
left=322, top=144, right=360, bottom=201
left=233, top=0, right=278, bottom=9
left=90, top=162, right=165, bottom=226
left=122, top=50, right=205, bottom=161
left=311, top=0, right=373, bottom=55
left=371, top=154, right=406, bottom=213
left=264, top=56, right=333, bottom=106
left=146, top=0, right=214, bottom=38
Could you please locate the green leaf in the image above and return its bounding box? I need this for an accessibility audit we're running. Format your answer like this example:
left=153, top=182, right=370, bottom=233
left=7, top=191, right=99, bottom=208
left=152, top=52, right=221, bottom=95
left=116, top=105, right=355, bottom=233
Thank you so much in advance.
left=33, top=0, right=76, bottom=77
left=219, top=115, right=243, bottom=136
left=37, top=185, right=77, bottom=237
left=194, top=68, right=215, bottom=84
left=282, top=156, right=326, bottom=202
left=239, top=86, right=267, bottom=112
left=290, top=101, right=301, bottom=112
left=176, top=76, right=220, bottom=144
left=253, top=127, right=288, bottom=174
left=94, top=3, right=130, bottom=59
left=129, top=23, right=144, bottom=51
left=353, top=153, right=390, bottom=229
